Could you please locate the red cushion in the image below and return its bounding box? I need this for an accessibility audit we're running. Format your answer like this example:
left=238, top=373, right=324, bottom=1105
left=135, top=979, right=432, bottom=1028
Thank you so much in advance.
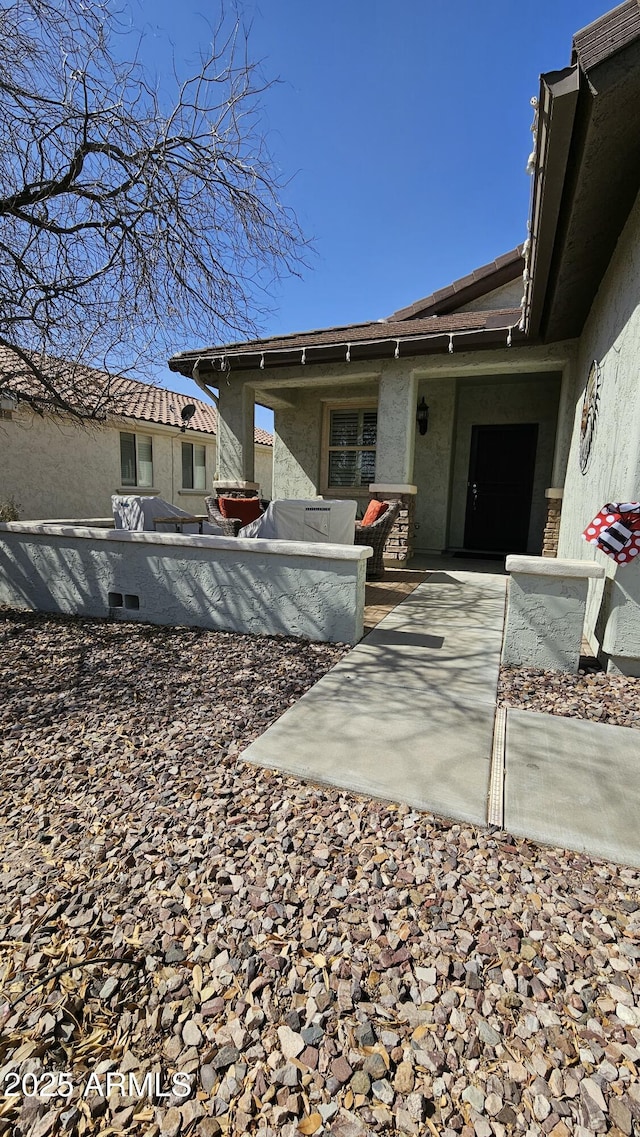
left=217, top=496, right=263, bottom=525
left=361, top=499, right=389, bottom=527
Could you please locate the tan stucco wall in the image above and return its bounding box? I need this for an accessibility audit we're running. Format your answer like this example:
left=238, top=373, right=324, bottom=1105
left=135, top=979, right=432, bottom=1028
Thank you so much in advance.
left=413, top=379, right=457, bottom=552
left=274, top=393, right=322, bottom=500
left=0, top=411, right=272, bottom=519
left=558, top=188, right=640, bottom=670
left=274, top=383, right=377, bottom=503
left=457, top=277, right=524, bottom=313
left=195, top=338, right=563, bottom=573
left=254, top=445, right=273, bottom=499
left=2, top=412, right=126, bottom=518
left=270, top=368, right=559, bottom=554
left=412, top=372, right=560, bottom=554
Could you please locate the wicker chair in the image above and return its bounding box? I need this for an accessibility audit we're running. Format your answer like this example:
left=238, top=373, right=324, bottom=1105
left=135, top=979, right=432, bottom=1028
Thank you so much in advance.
left=205, top=494, right=268, bottom=537
left=205, top=496, right=242, bottom=536
left=354, top=500, right=400, bottom=580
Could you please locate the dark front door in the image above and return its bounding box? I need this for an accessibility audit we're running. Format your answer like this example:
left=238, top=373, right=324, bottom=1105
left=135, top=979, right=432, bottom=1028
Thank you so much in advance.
left=463, top=423, right=538, bottom=554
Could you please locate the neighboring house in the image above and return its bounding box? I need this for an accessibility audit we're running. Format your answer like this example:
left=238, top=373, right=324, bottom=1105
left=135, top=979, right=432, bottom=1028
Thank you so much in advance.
left=0, top=354, right=273, bottom=519
left=169, top=2, right=640, bottom=675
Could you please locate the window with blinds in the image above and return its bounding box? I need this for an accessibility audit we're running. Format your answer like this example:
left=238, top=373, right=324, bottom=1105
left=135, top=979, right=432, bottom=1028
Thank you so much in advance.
left=327, top=408, right=377, bottom=488
left=120, top=432, right=153, bottom=487
left=182, top=442, right=206, bottom=490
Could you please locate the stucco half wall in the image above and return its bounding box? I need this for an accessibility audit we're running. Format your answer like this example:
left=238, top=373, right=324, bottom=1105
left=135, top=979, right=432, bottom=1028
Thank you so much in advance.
left=0, top=523, right=368, bottom=645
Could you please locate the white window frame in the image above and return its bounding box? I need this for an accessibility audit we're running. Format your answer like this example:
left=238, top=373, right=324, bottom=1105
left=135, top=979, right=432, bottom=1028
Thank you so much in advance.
left=119, top=431, right=154, bottom=488
left=181, top=441, right=207, bottom=491
left=321, top=400, right=378, bottom=496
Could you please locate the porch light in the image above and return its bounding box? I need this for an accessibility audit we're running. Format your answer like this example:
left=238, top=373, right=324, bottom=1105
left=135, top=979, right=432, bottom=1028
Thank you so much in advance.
left=416, top=397, right=430, bottom=436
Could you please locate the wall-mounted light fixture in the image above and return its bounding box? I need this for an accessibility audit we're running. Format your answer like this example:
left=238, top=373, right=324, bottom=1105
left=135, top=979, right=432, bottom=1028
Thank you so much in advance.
left=416, top=397, right=430, bottom=436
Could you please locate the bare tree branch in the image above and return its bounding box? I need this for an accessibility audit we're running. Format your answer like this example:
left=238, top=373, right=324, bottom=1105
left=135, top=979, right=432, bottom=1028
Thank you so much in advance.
left=0, top=0, right=307, bottom=418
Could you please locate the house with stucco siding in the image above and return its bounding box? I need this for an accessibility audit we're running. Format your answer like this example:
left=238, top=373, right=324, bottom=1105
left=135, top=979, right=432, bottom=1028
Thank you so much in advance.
left=169, top=1, right=640, bottom=676
left=0, top=358, right=272, bottom=520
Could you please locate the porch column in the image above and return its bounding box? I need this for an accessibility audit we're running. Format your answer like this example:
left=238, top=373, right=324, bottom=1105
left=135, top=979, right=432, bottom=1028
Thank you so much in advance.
left=215, top=381, right=256, bottom=488
left=543, top=357, right=576, bottom=557
left=370, top=370, right=418, bottom=565
left=374, top=371, right=418, bottom=484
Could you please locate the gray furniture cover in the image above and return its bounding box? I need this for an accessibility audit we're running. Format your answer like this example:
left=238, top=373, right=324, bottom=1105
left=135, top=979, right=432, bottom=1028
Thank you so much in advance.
left=111, top=495, right=222, bottom=535
left=239, top=499, right=357, bottom=543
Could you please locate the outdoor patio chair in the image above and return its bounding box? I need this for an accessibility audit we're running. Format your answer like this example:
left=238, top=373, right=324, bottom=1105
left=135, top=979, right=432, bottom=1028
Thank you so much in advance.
left=354, top=499, right=400, bottom=580
left=205, top=494, right=266, bottom=537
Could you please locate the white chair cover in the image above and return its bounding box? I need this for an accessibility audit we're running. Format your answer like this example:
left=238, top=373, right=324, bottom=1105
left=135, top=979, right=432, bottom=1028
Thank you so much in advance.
left=239, top=499, right=357, bottom=544
left=111, top=495, right=222, bottom=534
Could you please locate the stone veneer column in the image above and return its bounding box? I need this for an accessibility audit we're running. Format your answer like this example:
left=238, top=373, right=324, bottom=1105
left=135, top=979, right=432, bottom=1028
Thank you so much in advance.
left=216, top=382, right=255, bottom=485
left=370, top=371, right=418, bottom=565
left=368, top=483, right=417, bottom=566
left=542, top=488, right=564, bottom=557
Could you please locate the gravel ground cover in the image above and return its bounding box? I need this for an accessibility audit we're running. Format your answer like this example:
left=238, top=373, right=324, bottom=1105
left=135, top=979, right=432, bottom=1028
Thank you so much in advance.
left=1, top=609, right=640, bottom=1137
left=498, top=663, right=640, bottom=731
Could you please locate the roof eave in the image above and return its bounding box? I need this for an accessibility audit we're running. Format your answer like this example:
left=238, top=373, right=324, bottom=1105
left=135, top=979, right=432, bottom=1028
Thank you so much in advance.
left=389, top=247, right=525, bottom=320
left=170, top=323, right=527, bottom=377
left=524, top=66, right=580, bottom=340
left=526, top=8, right=640, bottom=344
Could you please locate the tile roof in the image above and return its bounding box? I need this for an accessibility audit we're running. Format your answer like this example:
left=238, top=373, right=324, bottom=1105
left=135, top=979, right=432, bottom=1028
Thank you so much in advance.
left=573, top=0, right=640, bottom=73
left=0, top=347, right=273, bottom=445
left=116, top=377, right=273, bottom=444
left=170, top=308, right=524, bottom=371
left=114, top=376, right=219, bottom=436
left=387, top=246, right=525, bottom=321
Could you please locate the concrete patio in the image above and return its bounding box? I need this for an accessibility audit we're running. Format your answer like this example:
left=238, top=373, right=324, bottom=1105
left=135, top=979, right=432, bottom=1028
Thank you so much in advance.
left=244, top=558, right=640, bottom=869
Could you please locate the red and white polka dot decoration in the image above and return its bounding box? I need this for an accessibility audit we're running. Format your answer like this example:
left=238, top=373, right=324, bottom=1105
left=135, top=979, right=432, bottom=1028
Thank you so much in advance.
left=583, top=503, right=640, bottom=565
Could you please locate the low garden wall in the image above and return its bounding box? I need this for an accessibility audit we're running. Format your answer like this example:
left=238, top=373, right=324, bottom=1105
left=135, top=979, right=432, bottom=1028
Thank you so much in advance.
left=503, top=555, right=605, bottom=672
left=0, top=522, right=370, bottom=644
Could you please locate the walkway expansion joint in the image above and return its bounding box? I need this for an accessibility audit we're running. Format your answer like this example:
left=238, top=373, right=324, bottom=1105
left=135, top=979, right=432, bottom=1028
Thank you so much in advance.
left=488, top=705, right=507, bottom=827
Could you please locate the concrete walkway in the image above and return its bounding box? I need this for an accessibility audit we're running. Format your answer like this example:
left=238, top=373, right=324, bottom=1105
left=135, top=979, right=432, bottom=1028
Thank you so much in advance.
left=242, top=563, right=640, bottom=868
left=504, top=710, right=640, bottom=868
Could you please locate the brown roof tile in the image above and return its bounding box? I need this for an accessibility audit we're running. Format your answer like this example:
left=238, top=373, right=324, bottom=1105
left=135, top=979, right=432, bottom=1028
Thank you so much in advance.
left=573, top=0, right=640, bottom=73
left=170, top=308, right=522, bottom=369
left=0, top=347, right=273, bottom=446
left=387, top=246, right=525, bottom=320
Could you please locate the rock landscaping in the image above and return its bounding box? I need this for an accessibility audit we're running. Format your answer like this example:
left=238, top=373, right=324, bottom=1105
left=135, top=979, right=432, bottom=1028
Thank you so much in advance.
left=1, top=609, right=640, bottom=1137
left=499, top=662, right=640, bottom=731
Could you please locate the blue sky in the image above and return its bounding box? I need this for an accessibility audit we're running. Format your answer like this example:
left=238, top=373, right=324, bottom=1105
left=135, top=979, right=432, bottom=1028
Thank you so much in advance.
left=137, top=0, right=608, bottom=430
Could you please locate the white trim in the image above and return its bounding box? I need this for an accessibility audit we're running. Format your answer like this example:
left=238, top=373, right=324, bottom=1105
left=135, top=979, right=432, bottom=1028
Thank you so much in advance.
left=117, top=415, right=215, bottom=439
left=369, top=483, right=417, bottom=494
left=209, top=322, right=522, bottom=371
left=213, top=480, right=260, bottom=491
left=116, top=486, right=158, bottom=496
left=506, top=555, right=604, bottom=578
left=321, top=401, right=378, bottom=494
left=0, top=521, right=370, bottom=562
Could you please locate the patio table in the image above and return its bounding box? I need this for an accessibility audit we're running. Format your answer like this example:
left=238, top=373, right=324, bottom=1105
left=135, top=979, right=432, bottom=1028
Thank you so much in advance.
left=152, top=514, right=208, bottom=534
